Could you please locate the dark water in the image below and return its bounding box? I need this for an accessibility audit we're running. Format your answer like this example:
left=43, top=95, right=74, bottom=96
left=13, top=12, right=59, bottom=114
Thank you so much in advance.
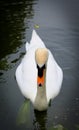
left=0, top=0, right=79, bottom=130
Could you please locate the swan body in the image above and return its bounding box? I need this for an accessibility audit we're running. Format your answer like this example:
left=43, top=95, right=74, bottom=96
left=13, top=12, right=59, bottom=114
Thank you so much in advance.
left=15, top=30, right=63, bottom=111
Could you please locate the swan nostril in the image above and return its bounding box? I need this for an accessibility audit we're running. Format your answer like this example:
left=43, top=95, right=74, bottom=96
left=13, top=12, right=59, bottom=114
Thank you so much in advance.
left=38, top=83, right=42, bottom=87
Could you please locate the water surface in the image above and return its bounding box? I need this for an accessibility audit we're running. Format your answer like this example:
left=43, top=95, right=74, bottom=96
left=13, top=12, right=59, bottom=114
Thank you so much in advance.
left=0, top=0, right=79, bottom=130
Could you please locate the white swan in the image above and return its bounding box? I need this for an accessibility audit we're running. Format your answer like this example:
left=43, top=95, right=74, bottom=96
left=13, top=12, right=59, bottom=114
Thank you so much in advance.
left=15, top=30, right=63, bottom=111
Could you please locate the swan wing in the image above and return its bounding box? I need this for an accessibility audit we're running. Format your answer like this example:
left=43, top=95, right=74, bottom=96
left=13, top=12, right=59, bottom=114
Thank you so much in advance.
left=46, top=50, right=63, bottom=102
left=16, top=48, right=37, bottom=103
left=29, top=30, right=45, bottom=49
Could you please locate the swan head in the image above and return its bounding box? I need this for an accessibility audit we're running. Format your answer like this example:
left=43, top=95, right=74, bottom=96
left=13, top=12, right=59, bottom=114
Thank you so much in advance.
left=35, top=48, right=48, bottom=67
left=35, top=48, right=48, bottom=87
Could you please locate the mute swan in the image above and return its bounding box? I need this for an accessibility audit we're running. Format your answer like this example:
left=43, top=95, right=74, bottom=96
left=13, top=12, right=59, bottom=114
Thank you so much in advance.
left=15, top=30, right=63, bottom=111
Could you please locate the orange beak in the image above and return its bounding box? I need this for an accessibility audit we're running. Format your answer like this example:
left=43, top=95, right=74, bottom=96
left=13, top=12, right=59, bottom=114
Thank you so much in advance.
left=37, top=71, right=44, bottom=87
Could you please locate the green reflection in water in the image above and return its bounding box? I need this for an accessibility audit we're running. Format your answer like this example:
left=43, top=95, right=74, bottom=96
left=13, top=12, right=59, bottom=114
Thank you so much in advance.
left=16, top=97, right=79, bottom=130
left=0, top=51, right=25, bottom=71
left=0, top=0, right=35, bottom=59
left=16, top=99, right=31, bottom=127
left=76, top=125, right=79, bottom=130
left=0, top=0, right=36, bottom=71
left=48, top=125, right=66, bottom=130
left=0, top=58, right=11, bottom=70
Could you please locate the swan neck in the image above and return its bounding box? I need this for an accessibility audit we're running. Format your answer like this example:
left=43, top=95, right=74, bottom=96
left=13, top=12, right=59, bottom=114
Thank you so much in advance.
left=34, top=69, right=48, bottom=111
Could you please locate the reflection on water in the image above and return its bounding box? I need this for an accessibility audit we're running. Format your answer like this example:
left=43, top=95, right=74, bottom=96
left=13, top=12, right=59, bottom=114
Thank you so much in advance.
left=0, top=0, right=35, bottom=59
left=16, top=99, right=31, bottom=127
left=0, top=0, right=35, bottom=73
left=0, top=58, right=10, bottom=70
left=33, top=110, right=47, bottom=130
left=0, top=0, right=79, bottom=130
left=0, top=0, right=36, bottom=73
left=16, top=100, right=67, bottom=130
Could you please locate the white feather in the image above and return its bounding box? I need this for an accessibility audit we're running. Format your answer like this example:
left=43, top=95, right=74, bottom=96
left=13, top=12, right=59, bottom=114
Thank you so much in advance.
left=25, top=42, right=30, bottom=52
left=15, top=29, right=63, bottom=105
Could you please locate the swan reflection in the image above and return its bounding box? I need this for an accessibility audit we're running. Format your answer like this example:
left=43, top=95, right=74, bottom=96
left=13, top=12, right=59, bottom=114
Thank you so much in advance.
left=16, top=99, right=31, bottom=127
